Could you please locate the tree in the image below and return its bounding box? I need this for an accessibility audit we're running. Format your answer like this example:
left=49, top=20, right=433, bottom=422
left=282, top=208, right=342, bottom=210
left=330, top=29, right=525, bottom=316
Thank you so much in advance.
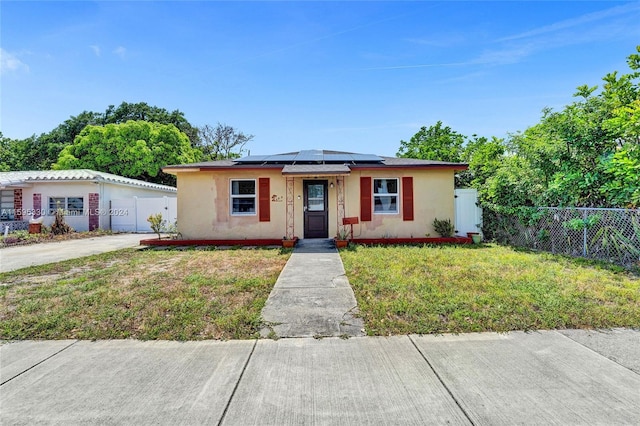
left=461, top=135, right=505, bottom=189
left=0, top=133, right=14, bottom=171
left=480, top=46, right=640, bottom=209
left=54, top=121, right=199, bottom=185
left=196, top=123, right=253, bottom=161
left=0, top=133, right=39, bottom=171
left=3, top=102, right=200, bottom=172
left=397, top=121, right=465, bottom=162
left=104, top=102, right=199, bottom=147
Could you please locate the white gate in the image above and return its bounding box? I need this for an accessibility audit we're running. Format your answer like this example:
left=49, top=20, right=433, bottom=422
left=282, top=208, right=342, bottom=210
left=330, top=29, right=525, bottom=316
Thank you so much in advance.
left=454, top=189, right=482, bottom=236
left=110, top=197, right=177, bottom=233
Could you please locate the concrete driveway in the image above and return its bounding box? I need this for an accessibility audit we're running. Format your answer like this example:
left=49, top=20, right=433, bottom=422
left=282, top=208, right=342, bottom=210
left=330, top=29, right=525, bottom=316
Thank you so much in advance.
left=0, top=233, right=145, bottom=273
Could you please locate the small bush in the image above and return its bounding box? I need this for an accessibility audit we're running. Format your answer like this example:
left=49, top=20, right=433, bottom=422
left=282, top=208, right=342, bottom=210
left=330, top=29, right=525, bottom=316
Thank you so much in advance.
left=147, top=213, right=166, bottom=239
left=433, top=218, right=455, bottom=237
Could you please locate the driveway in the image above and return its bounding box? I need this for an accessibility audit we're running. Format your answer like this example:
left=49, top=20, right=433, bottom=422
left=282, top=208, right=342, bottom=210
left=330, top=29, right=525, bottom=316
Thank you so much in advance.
left=0, top=233, right=146, bottom=273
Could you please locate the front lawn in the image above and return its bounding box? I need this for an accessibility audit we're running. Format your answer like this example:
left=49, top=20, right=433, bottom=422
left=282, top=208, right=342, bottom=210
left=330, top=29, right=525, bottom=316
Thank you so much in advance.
left=0, top=248, right=290, bottom=340
left=340, top=244, right=640, bottom=335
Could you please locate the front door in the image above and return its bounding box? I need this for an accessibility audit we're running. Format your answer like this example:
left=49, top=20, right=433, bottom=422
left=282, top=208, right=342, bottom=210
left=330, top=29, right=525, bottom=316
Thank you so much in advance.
left=303, top=180, right=328, bottom=238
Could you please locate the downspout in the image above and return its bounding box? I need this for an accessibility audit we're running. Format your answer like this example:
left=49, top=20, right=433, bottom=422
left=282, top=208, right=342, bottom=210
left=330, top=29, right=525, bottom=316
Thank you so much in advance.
left=100, top=182, right=106, bottom=230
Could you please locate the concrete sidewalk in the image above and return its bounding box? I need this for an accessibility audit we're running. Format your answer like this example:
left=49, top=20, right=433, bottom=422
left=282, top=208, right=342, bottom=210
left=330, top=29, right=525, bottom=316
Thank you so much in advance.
left=0, top=233, right=145, bottom=273
left=2, top=330, right=639, bottom=425
left=260, top=239, right=365, bottom=338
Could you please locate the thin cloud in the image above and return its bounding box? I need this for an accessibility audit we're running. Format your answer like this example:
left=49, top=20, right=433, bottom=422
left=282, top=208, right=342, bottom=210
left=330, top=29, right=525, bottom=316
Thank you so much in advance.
left=498, top=2, right=640, bottom=42
left=90, top=45, right=101, bottom=57
left=472, top=44, right=535, bottom=66
left=405, top=33, right=466, bottom=48
left=212, top=12, right=413, bottom=71
left=0, top=48, right=29, bottom=74
left=364, top=3, right=640, bottom=72
left=113, top=46, right=126, bottom=59
left=361, top=62, right=471, bottom=71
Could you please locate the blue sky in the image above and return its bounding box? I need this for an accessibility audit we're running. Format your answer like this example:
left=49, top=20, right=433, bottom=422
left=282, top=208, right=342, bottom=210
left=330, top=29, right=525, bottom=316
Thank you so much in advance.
left=2, top=1, right=639, bottom=157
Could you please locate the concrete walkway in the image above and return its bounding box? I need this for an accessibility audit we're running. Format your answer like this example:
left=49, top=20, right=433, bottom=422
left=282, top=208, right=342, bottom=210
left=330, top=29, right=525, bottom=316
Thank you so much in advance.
left=2, top=330, right=639, bottom=425
left=260, top=239, right=365, bottom=338
left=0, top=233, right=145, bottom=273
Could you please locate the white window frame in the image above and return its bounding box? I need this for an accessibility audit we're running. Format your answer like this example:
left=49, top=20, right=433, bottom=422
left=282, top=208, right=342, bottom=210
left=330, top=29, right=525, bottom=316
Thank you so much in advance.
left=48, top=196, right=84, bottom=216
left=230, top=179, right=257, bottom=216
left=0, top=190, right=15, bottom=221
left=373, top=178, right=399, bottom=214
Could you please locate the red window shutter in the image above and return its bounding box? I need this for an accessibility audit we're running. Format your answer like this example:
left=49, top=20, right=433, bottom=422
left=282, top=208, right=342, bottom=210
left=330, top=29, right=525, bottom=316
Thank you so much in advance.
left=360, top=177, right=372, bottom=222
left=259, top=178, right=270, bottom=222
left=402, top=177, right=414, bottom=221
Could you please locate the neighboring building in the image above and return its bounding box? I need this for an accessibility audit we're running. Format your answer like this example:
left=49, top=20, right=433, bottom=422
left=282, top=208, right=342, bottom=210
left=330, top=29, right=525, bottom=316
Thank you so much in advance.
left=163, top=150, right=467, bottom=240
left=0, top=170, right=176, bottom=232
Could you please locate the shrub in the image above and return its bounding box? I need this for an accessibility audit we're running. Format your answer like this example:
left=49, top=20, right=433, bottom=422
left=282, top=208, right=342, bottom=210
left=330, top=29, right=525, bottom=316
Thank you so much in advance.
left=147, top=213, right=166, bottom=239
left=433, top=218, right=455, bottom=237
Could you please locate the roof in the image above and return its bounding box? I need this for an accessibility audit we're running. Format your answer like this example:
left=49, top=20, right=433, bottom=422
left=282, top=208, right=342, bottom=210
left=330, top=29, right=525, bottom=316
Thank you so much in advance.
left=164, top=149, right=467, bottom=173
left=237, top=150, right=383, bottom=164
left=0, top=169, right=177, bottom=192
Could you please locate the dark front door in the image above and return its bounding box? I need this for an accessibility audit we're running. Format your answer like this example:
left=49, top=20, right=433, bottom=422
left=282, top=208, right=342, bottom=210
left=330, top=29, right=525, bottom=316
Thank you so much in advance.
left=304, top=180, right=328, bottom=238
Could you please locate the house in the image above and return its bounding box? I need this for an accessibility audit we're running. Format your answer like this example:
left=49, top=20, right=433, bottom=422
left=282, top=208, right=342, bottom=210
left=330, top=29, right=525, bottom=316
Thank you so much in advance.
left=0, top=170, right=176, bottom=232
left=163, top=150, right=467, bottom=241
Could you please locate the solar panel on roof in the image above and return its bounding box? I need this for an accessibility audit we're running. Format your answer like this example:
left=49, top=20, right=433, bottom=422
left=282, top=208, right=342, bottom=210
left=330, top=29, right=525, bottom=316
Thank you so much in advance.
left=323, top=154, right=351, bottom=162
left=268, top=154, right=297, bottom=162
left=235, top=155, right=269, bottom=163
left=236, top=150, right=383, bottom=164
left=323, top=154, right=355, bottom=162
left=294, top=150, right=323, bottom=162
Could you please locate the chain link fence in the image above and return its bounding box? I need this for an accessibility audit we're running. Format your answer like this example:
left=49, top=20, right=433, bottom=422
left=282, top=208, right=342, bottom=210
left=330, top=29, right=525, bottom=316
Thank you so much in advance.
left=490, top=207, right=640, bottom=269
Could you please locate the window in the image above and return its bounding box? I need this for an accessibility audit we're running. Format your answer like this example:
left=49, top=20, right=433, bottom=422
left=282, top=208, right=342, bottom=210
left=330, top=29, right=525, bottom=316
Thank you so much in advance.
left=0, top=190, right=14, bottom=221
left=67, top=197, right=84, bottom=215
left=48, top=197, right=84, bottom=215
left=230, top=180, right=256, bottom=215
left=373, top=178, right=399, bottom=214
left=48, top=197, right=65, bottom=214
left=307, top=183, right=325, bottom=211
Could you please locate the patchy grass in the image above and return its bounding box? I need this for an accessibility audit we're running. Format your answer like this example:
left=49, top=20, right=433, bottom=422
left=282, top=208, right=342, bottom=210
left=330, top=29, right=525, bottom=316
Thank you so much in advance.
left=0, top=248, right=290, bottom=340
left=340, top=244, right=640, bottom=335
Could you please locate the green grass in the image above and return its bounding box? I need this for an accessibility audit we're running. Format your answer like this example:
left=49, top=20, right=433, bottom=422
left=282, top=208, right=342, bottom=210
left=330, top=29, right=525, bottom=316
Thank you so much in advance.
left=0, top=248, right=290, bottom=340
left=340, top=244, right=640, bottom=335
left=4, top=243, right=639, bottom=340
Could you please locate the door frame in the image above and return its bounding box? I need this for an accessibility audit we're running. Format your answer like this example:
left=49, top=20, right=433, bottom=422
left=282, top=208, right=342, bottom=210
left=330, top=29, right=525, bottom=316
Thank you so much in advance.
left=303, top=180, right=329, bottom=238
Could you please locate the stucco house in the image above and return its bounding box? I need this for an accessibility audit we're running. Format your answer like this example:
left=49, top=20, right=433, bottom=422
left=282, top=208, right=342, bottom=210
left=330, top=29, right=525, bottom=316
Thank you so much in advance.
left=163, top=150, right=467, bottom=241
left=0, top=169, right=176, bottom=232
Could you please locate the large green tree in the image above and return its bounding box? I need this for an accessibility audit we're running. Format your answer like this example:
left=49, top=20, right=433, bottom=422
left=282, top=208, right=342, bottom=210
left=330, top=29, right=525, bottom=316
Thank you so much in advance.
left=477, top=46, right=640, bottom=209
left=397, top=121, right=465, bottom=162
left=5, top=102, right=199, bottom=171
left=54, top=121, right=199, bottom=185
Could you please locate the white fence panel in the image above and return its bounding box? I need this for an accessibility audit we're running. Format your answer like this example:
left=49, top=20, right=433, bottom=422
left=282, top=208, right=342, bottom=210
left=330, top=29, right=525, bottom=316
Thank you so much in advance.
left=110, top=198, right=137, bottom=232
left=110, top=197, right=177, bottom=233
left=454, top=188, right=482, bottom=236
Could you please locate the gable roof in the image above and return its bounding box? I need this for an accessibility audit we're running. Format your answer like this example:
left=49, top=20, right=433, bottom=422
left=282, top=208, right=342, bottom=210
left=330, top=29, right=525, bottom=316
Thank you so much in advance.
left=0, top=169, right=177, bottom=192
left=164, top=149, right=467, bottom=173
